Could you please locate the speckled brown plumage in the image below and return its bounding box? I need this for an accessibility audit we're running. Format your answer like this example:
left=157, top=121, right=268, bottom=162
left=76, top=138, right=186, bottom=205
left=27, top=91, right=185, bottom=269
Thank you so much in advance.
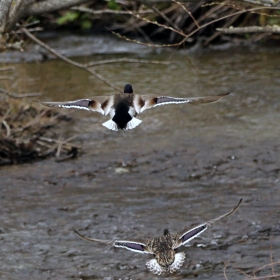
left=74, top=199, right=242, bottom=275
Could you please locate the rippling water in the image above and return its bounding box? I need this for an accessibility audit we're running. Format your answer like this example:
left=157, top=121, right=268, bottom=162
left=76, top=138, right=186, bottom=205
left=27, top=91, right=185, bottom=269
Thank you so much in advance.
left=0, top=37, right=279, bottom=279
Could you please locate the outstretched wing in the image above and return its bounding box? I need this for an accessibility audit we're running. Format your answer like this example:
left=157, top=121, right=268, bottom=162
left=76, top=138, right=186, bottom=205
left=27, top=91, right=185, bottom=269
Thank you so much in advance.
left=205, top=198, right=242, bottom=227
left=133, top=92, right=229, bottom=114
left=114, top=240, right=152, bottom=254
left=39, top=95, right=114, bottom=116
left=74, top=229, right=113, bottom=245
left=175, top=199, right=242, bottom=248
left=74, top=230, right=152, bottom=254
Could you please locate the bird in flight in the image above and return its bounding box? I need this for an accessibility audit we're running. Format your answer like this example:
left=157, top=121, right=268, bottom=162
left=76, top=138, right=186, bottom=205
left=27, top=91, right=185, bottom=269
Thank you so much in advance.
left=40, top=84, right=229, bottom=131
left=74, top=199, right=242, bottom=275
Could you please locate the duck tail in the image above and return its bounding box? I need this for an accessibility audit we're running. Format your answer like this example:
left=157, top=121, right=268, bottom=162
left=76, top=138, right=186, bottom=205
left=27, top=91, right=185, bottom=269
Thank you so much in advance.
left=102, top=119, right=118, bottom=131
left=126, top=117, right=142, bottom=130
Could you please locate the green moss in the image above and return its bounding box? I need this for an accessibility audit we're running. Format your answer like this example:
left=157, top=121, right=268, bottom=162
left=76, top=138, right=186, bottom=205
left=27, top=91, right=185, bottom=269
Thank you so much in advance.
left=57, top=11, right=79, bottom=25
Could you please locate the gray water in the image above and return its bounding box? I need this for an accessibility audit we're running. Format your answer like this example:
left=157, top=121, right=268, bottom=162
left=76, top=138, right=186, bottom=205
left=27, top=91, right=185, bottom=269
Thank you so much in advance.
left=0, top=36, right=280, bottom=280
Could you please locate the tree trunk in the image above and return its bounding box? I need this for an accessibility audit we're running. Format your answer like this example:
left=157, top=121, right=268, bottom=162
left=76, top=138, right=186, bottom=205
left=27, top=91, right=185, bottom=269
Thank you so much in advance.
left=0, top=0, right=12, bottom=33
left=6, top=0, right=91, bottom=32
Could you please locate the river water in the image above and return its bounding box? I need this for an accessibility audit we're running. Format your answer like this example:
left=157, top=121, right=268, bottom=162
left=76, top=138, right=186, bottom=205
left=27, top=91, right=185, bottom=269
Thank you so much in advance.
left=0, top=35, right=280, bottom=280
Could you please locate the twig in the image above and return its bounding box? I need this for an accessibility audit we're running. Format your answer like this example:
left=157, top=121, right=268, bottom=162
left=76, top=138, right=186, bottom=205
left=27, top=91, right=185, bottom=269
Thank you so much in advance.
left=1, top=120, right=11, bottom=137
left=39, top=142, right=60, bottom=157
left=85, top=57, right=169, bottom=67
left=0, top=66, right=14, bottom=72
left=172, top=0, right=200, bottom=28
left=128, top=9, right=187, bottom=37
left=118, top=4, right=280, bottom=49
left=251, top=261, right=280, bottom=278
left=110, top=30, right=182, bottom=48
left=13, top=110, right=49, bottom=132
left=71, top=6, right=154, bottom=15
left=0, top=76, right=13, bottom=80
left=10, top=27, right=43, bottom=34
left=55, top=135, right=64, bottom=158
left=0, top=88, right=42, bottom=98
left=177, top=6, right=280, bottom=47
left=204, top=12, right=241, bottom=46
left=132, top=21, right=155, bottom=45
left=270, top=241, right=275, bottom=276
left=1, top=107, right=12, bottom=137
left=223, top=255, right=234, bottom=280
left=55, top=135, right=78, bottom=157
left=149, top=5, right=181, bottom=31
left=39, top=136, right=80, bottom=149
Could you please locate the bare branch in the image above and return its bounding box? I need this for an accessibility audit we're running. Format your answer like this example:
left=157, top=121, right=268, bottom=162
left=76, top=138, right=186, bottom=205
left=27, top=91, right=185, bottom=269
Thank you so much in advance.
left=149, top=5, right=181, bottom=31
left=217, top=25, right=280, bottom=34
left=127, top=10, right=186, bottom=37
left=71, top=6, right=154, bottom=15
left=172, top=0, right=200, bottom=28
left=204, top=12, right=241, bottom=46
left=21, top=27, right=122, bottom=93
left=110, top=30, right=182, bottom=48
left=85, top=58, right=170, bottom=67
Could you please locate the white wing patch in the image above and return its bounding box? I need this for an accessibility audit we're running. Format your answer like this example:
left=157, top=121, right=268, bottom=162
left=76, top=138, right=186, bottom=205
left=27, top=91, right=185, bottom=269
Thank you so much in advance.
left=153, top=99, right=191, bottom=108
left=102, top=120, right=118, bottom=131
left=178, top=223, right=208, bottom=247
left=40, top=99, right=105, bottom=115
left=169, top=252, right=185, bottom=273
left=146, top=259, right=165, bottom=275
left=113, top=240, right=147, bottom=254
left=59, top=104, right=91, bottom=110
left=139, top=97, right=191, bottom=113
left=126, top=117, right=142, bottom=130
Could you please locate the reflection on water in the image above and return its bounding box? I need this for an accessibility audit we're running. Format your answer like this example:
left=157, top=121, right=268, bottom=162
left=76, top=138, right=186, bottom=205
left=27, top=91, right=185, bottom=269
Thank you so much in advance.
left=0, top=39, right=280, bottom=279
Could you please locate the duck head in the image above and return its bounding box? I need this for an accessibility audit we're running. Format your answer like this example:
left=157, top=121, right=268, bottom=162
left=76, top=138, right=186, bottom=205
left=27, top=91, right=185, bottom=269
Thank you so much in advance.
left=124, top=84, right=133, bottom=94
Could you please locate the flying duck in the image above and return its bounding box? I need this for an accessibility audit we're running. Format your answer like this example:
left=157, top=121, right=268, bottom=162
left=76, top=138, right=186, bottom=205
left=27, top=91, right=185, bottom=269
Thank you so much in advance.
left=74, top=199, right=242, bottom=275
left=40, top=84, right=229, bottom=131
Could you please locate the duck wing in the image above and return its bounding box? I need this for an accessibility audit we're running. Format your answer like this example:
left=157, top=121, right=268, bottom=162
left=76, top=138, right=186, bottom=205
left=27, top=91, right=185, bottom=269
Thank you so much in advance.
left=175, top=199, right=242, bottom=248
left=39, top=95, right=114, bottom=116
left=74, top=230, right=152, bottom=254
left=134, top=92, right=229, bottom=114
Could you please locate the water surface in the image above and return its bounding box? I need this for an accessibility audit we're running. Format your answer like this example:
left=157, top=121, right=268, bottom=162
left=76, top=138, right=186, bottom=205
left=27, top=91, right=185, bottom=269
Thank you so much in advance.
left=0, top=38, right=279, bottom=280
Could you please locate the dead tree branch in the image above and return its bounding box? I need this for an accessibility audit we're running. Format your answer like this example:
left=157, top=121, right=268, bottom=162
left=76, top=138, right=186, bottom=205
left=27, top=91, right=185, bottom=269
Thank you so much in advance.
left=21, top=28, right=122, bottom=93
left=217, top=25, right=280, bottom=34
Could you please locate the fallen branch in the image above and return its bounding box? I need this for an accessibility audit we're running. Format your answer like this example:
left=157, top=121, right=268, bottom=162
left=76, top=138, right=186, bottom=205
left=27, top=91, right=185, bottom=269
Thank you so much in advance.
left=217, top=25, right=280, bottom=34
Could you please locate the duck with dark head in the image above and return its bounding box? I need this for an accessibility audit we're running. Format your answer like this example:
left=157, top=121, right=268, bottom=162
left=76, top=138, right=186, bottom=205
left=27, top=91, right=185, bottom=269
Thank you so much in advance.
left=40, top=83, right=229, bottom=131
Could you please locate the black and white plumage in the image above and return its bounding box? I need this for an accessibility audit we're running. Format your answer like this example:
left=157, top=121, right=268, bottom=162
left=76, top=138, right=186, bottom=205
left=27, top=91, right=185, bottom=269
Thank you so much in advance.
left=74, top=199, right=242, bottom=275
left=39, top=84, right=229, bottom=131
